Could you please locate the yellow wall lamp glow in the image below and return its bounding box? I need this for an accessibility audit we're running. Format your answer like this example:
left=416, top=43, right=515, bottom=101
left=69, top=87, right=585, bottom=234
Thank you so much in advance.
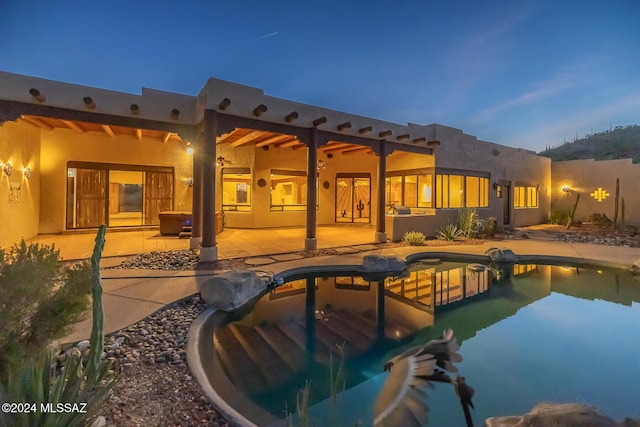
left=1, top=162, right=33, bottom=180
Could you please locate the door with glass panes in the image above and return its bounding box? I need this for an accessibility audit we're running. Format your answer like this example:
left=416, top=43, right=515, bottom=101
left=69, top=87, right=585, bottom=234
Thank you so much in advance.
left=335, top=174, right=371, bottom=223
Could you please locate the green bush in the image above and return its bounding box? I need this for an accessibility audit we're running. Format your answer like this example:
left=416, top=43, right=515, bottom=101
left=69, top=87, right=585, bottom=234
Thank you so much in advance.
left=483, top=217, right=498, bottom=238
left=0, top=241, right=92, bottom=381
left=402, top=231, right=425, bottom=246
left=458, top=207, right=485, bottom=238
left=436, top=223, right=464, bottom=241
left=549, top=209, right=570, bottom=225
left=0, top=226, right=115, bottom=427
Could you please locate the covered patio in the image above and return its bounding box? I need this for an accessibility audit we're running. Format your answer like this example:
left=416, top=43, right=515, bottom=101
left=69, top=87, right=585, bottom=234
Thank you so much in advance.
left=25, top=225, right=379, bottom=261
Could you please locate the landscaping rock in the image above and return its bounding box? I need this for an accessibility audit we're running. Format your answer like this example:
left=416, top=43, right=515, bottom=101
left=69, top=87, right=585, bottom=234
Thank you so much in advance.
left=485, top=402, right=638, bottom=427
left=198, top=270, right=269, bottom=310
left=360, top=255, right=406, bottom=274
left=485, top=247, right=518, bottom=263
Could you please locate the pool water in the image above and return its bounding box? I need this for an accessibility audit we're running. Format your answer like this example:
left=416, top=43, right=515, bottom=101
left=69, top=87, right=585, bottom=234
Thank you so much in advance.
left=212, top=262, right=640, bottom=426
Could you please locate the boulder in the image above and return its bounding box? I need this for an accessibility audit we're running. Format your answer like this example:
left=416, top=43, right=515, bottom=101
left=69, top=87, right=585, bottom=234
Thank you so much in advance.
left=360, top=255, right=406, bottom=274
left=199, top=270, right=268, bottom=311
left=631, top=259, right=640, bottom=275
left=485, top=247, right=518, bottom=263
left=486, top=402, right=632, bottom=427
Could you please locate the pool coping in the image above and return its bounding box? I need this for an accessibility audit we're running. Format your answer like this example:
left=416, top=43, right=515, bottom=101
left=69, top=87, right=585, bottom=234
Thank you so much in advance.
left=186, top=250, right=640, bottom=427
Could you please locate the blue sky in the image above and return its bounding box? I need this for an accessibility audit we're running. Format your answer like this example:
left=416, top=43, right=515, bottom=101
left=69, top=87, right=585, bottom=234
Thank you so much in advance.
left=1, top=0, right=639, bottom=152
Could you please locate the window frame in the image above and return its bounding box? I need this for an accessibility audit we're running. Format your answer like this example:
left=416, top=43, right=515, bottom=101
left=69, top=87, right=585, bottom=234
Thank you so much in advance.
left=221, top=167, right=252, bottom=212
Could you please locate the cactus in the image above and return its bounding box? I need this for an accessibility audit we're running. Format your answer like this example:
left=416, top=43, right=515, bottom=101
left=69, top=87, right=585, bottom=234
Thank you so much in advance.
left=87, top=224, right=107, bottom=377
left=612, top=178, right=619, bottom=230
left=621, top=197, right=626, bottom=228
left=566, top=193, right=581, bottom=229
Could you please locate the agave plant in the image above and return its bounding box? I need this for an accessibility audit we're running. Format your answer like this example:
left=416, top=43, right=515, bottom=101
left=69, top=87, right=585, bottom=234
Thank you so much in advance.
left=436, top=223, right=464, bottom=241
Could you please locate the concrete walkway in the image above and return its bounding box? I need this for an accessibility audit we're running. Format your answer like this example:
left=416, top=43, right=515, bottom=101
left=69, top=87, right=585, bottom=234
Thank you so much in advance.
left=61, top=238, right=640, bottom=343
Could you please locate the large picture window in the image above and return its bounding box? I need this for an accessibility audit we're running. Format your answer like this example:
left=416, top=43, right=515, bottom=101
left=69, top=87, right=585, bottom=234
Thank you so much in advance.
left=222, top=168, right=252, bottom=212
left=385, top=173, right=433, bottom=208
left=514, top=185, right=539, bottom=208
left=270, top=169, right=307, bottom=211
left=436, top=172, right=489, bottom=209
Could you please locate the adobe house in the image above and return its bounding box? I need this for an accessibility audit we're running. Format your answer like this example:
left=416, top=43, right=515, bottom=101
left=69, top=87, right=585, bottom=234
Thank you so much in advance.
left=0, top=71, right=550, bottom=260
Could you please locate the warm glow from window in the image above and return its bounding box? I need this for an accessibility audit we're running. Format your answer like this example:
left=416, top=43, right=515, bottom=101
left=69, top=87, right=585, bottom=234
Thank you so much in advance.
left=222, top=169, right=252, bottom=211
left=514, top=186, right=538, bottom=208
left=271, top=171, right=307, bottom=211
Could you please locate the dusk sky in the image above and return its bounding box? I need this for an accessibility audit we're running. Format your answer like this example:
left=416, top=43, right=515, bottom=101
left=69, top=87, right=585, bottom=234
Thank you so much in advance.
left=1, top=0, right=638, bottom=152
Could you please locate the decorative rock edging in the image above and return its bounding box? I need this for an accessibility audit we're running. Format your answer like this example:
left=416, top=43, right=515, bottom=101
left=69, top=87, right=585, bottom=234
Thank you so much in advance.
left=556, top=233, right=640, bottom=247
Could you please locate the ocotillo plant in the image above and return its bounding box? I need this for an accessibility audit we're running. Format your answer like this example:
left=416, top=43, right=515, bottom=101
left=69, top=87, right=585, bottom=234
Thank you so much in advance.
left=566, top=193, right=581, bottom=229
left=612, top=178, right=619, bottom=230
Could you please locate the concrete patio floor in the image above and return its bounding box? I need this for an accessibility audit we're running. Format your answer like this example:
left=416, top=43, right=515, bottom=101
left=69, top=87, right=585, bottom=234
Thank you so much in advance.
left=26, top=225, right=378, bottom=261
left=60, top=235, right=640, bottom=343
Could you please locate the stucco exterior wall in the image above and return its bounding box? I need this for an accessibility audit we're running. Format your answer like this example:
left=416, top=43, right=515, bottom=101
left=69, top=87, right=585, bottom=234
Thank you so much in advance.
left=426, top=124, right=551, bottom=227
left=552, top=159, right=640, bottom=227
left=39, top=128, right=193, bottom=233
left=0, top=121, right=41, bottom=248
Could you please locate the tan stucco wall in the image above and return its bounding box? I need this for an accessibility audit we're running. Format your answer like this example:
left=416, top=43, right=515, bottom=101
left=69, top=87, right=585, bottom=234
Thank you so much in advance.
left=219, top=142, right=382, bottom=228
left=552, top=159, right=640, bottom=227
left=429, top=124, right=551, bottom=227
left=39, top=128, right=193, bottom=233
left=0, top=121, right=41, bottom=248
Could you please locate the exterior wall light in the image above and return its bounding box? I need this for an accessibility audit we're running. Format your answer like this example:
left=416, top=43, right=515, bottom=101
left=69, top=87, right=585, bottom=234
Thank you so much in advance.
left=317, top=160, right=326, bottom=170
left=561, top=185, right=571, bottom=193
left=2, top=162, right=13, bottom=177
left=23, top=167, right=32, bottom=180
left=186, top=147, right=194, bottom=155
left=186, top=178, right=194, bottom=187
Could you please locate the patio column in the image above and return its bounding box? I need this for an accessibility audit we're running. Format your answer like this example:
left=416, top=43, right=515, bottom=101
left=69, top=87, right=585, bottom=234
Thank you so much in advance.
left=200, top=109, right=218, bottom=262
left=376, top=140, right=387, bottom=242
left=190, top=143, right=203, bottom=249
left=305, top=129, right=318, bottom=250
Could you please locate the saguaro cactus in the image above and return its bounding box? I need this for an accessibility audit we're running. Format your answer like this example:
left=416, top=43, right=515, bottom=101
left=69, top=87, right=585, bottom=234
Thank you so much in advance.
left=621, top=197, right=626, bottom=228
left=612, top=178, right=619, bottom=230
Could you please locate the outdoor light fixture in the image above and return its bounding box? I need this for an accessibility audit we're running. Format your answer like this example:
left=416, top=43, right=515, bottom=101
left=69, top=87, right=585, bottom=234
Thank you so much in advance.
left=2, top=162, right=13, bottom=177
left=316, top=160, right=326, bottom=170
left=22, top=167, right=32, bottom=180
left=216, top=156, right=233, bottom=167
left=186, top=178, right=194, bottom=187
left=186, top=147, right=194, bottom=155
left=561, top=185, right=571, bottom=193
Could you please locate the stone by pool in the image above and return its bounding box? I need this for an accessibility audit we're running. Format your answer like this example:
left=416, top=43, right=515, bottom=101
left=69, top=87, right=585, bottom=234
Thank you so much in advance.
left=191, top=259, right=640, bottom=426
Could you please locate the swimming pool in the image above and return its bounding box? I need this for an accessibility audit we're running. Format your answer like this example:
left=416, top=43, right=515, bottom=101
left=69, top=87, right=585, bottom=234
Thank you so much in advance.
left=194, top=259, right=640, bottom=426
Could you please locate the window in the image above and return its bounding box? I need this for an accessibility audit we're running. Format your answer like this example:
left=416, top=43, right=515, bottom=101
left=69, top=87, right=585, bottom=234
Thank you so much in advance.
left=436, top=173, right=489, bottom=208
left=222, top=168, right=252, bottom=211
left=465, top=176, right=489, bottom=207
left=514, top=185, right=538, bottom=208
left=271, top=169, right=307, bottom=211
left=385, top=173, right=433, bottom=208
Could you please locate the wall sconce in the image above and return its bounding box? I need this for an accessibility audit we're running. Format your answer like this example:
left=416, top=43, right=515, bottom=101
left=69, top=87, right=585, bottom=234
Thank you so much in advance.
left=186, top=147, right=194, bottom=155
left=186, top=178, right=193, bottom=187
left=216, top=156, right=233, bottom=167
left=561, top=185, right=571, bottom=193
left=23, top=167, right=32, bottom=180
left=316, top=160, right=326, bottom=170
left=2, top=162, right=13, bottom=177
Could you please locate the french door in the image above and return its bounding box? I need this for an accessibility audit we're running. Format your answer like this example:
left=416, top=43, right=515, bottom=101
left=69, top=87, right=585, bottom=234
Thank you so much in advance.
left=336, top=174, right=371, bottom=223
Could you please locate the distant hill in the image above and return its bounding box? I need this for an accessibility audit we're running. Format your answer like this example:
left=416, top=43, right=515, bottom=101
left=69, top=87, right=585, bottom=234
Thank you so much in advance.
left=538, top=124, right=640, bottom=163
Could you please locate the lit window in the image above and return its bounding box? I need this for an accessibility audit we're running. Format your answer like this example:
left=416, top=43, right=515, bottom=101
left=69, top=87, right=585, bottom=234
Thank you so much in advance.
left=385, top=176, right=402, bottom=207
left=271, top=170, right=307, bottom=211
left=436, top=174, right=464, bottom=208
left=417, top=174, right=433, bottom=207
left=222, top=168, right=252, bottom=211
left=465, top=176, right=489, bottom=207
left=386, top=173, right=434, bottom=208
left=514, top=185, right=538, bottom=208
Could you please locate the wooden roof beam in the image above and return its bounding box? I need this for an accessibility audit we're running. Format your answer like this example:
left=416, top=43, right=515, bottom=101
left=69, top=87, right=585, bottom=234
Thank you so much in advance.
left=323, top=143, right=359, bottom=154
left=162, top=132, right=172, bottom=143
left=62, top=120, right=86, bottom=134
left=135, top=129, right=143, bottom=140
left=231, top=130, right=268, bottom=147
left=340, top=146, right=371, bottom=155
left=21, top=115, right=54, bottom=131
left=255, top=134, right=295, bottom=147
left=275, top=139, right=302, bottom=148
left=101, top=125, right=115, bottom=138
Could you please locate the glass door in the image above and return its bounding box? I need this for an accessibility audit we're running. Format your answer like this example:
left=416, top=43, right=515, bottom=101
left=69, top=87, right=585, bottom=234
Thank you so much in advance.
left=336, top=174, right=371, bottom=223
left=108, top=170, right=144, bottom=227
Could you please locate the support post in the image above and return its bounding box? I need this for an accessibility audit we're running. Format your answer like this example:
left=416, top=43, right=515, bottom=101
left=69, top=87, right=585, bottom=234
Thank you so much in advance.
left=305, top=129, right=318, bottom=250
left=190, top=142, right=203, bottom=249
left=376, top=140, right=387, bottom=242
left=200, top=109, right=218, bottom=262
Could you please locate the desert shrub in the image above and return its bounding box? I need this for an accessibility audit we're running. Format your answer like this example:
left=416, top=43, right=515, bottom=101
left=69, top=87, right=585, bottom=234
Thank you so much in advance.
left=549, top=209, right=570, bottom=225
left=458, top=207, right=485, bottom=238
left=436, top=223, right=464, bottom=241
left=0, top=226, right=115, bottom=427
left=483, top=217, right=498, bottom=238
left=402, top=231, right=426, bottom=246
left=0, top=240, right=91, bottom=381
